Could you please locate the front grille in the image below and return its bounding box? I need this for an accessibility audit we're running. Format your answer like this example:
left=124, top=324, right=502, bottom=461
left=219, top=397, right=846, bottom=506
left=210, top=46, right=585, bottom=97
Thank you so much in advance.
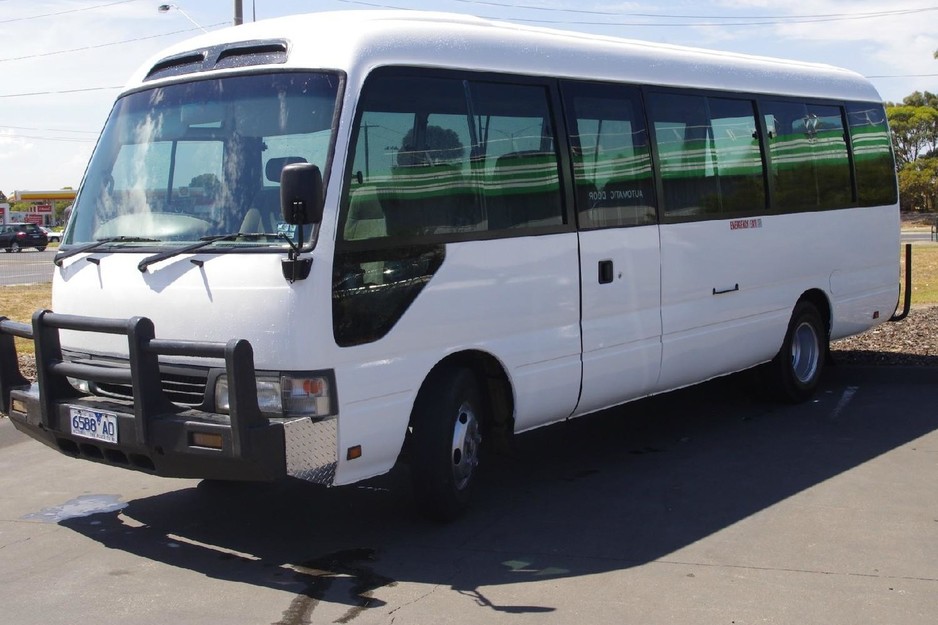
left=62, top=354, right=212, bottom=408
left=96, top=370, right=208, bottom=406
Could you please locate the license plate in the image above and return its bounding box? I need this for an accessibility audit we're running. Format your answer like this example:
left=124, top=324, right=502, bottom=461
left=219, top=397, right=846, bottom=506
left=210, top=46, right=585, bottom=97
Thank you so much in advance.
left=69, top=408, right=118, bottom=444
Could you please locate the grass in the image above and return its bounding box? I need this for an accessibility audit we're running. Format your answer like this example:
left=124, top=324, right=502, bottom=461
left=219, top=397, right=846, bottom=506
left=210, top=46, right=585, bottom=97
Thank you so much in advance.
left=0, top=244, right=934, bottom=355
left=1, top=284, right=51, bottom=356
left=904, top=244, right=938, bottom=305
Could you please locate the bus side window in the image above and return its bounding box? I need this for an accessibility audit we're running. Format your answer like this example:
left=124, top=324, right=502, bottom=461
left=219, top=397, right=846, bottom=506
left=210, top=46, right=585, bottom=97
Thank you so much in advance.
left=648, top=92, right=719, bottom=218
left=846, top=102, right=898, bottom=207
left=561, top=81, right=656, bottom=228
left=341, top=77, right=480, bottom=241
left=469, top=82, right=564, bottom=230
left=708, top=97, right=766, bottom=214
left=763, top=99, right=852, bottom=212
left=648, top=91, right=766, bottom=220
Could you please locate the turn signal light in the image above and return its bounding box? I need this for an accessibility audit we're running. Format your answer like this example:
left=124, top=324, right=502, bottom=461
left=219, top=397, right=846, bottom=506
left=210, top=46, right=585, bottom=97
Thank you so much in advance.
left=190, top=432, right=223, bottom=449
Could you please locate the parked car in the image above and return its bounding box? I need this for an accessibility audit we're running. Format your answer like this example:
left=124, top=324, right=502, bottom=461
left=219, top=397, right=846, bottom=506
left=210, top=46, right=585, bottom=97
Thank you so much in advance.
left=39, top=226, right=62, bottom=243
left=0, top=223, right=48, bottom=252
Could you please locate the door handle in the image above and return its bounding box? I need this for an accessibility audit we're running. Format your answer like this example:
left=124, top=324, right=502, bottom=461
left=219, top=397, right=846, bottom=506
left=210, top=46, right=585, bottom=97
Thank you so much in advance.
left=598, top=260, right=614, bottom=284
left=712, top=283, right=740, bottom=295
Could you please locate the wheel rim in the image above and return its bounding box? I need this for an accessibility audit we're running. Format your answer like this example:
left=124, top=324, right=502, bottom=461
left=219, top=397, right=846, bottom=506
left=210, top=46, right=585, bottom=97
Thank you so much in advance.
left=790, top=320, right=820, bottom=384
left=451, top=400, right=481, bottom=491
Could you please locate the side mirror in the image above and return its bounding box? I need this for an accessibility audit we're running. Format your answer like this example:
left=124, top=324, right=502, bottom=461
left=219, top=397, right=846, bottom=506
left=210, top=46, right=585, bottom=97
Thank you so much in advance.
left=280, top=163, right=324, bottom=225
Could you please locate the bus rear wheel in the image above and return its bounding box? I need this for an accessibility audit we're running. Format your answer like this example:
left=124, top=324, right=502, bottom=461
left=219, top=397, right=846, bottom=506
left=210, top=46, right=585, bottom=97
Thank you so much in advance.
left=770, top=300, right=826, bottom=403
left=410, top=366, right=484, bottom=522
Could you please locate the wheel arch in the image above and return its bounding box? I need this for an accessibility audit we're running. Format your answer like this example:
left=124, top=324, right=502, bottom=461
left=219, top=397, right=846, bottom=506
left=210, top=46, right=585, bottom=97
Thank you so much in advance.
left=796, top=288, right=832, bottom=339
left=410, top=349, right=515, bottom=449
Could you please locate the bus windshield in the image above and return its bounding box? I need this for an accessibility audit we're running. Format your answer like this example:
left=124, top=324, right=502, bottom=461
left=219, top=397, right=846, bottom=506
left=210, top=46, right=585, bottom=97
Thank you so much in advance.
left=67, top=72, right=341, bottom=250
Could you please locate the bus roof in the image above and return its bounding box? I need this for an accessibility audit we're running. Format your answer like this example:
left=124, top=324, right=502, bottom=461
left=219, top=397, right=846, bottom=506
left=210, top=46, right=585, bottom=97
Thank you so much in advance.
left=128, top=10, right=882, bottom=103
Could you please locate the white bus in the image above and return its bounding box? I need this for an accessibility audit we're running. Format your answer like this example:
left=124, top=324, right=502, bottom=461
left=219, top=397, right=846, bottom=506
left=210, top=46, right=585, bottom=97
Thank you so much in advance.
left=0, top=11, right=899, bottom=519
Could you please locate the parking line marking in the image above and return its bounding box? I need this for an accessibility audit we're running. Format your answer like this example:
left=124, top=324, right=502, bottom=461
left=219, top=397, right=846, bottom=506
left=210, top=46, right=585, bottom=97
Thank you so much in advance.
left=830, top=386, right=859, bottom=420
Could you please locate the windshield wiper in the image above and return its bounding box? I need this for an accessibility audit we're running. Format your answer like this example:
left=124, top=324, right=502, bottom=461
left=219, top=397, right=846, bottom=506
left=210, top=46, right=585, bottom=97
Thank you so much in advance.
left=137, top=232, right=278, bottom=273
left=54, top=236, right=161, bottom=267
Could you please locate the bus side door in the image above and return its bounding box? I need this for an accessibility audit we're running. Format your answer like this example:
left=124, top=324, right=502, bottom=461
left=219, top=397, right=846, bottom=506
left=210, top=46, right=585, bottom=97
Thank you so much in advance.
left=561, top=82, right=663, bottom=416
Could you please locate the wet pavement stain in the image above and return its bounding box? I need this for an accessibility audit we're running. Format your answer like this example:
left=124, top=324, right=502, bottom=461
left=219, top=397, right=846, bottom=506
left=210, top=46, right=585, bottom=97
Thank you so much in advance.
left=22, top=494, right=127, bottom=523
left=272, top=548, right=396, bottom=625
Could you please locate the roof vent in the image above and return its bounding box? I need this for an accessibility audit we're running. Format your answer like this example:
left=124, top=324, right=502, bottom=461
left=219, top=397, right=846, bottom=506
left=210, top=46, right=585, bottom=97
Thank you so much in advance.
left=215, top=41, right=288, bottom=70
left=144, top=51, right=208, bottom=81
left=144, top=39, right=289, bottom=82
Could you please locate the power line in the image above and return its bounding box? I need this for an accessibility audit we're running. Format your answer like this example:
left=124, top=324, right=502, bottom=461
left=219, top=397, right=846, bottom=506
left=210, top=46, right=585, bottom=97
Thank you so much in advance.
left=0, top=22, right=230, bottom=63
left=334, top=0, right=938, bottom=27
left=0, top=85, right=123, bottom=98
left=0, top=124, right=98, bottom=135
left=0, top=0, right=142, bottom=25
left=867, top=73, right=938, bottom=79
left=447, top=0, right=938, bottom=22
left=0, top=133, right=96, bottom=144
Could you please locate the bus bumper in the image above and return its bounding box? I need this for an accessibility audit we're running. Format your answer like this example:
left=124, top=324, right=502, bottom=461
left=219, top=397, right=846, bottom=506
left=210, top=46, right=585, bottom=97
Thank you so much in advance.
left=0, top=312, right=337, bottom=485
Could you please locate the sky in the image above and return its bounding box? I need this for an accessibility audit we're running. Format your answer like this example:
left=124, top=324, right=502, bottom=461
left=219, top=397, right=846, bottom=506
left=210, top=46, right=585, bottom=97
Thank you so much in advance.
left=1, top=0, right=936, bottom=195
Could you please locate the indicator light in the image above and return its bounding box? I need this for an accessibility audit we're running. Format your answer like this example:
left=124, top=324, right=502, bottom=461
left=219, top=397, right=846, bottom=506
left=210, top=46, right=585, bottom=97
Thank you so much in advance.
left=190, top=432, right=223, bottom=449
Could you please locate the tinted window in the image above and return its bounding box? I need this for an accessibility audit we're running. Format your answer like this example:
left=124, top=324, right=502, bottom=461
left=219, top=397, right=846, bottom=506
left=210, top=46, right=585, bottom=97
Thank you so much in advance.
left=648, top=92, right=765, bottom=219
left=763, top=100, right=853, bottom=211
left=562, top=82, right=656, bottom=228
left=341, top=74, right=564, bottom=243
left=846, top=102, right=898, bottom=206
left=709, top=98, right=766, bottom=213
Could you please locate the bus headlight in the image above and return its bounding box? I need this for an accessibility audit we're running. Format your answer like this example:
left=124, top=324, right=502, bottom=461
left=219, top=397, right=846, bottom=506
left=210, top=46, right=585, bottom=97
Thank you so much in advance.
left=215, top=373, right=334, bottom=419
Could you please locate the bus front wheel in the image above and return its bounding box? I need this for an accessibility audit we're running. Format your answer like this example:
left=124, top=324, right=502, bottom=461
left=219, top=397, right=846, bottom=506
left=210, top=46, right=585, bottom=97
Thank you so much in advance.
left=770, top=300, right=826, bottom=403
left=410, top=366, right=484, bottom=522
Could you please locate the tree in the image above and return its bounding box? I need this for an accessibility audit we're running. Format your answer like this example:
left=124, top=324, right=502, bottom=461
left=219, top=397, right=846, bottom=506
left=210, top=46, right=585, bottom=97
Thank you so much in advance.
left=887, top=103, right=938, bottom=165
left=887, top=92, right=938, bottom=211
left=902, top=90, right=938, bottom=108
left=898, top=157, right=938, bottom=212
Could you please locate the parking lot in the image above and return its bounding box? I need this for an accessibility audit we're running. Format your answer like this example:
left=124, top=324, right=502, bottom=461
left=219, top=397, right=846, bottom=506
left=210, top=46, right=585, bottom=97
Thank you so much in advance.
left=1, top=364, right=936, bottom=624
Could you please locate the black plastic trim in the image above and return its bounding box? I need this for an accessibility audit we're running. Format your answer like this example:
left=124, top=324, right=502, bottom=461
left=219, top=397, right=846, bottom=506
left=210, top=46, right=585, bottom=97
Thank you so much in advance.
left=0, top=311, right=288, bottom=481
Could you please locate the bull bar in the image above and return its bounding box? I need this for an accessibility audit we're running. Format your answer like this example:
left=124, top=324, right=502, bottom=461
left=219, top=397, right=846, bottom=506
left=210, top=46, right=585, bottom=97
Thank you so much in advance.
left=0, top=310, right=289, bottom=481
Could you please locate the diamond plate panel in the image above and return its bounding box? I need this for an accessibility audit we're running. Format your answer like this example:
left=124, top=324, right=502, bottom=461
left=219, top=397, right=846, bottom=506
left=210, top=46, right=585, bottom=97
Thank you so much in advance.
left=283, top=417, right=338, bottom=485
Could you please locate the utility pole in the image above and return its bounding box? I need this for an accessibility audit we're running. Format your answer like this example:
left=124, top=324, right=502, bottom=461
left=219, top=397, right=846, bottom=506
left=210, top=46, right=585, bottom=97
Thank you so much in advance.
left=234, top=0, right=243, bottom=25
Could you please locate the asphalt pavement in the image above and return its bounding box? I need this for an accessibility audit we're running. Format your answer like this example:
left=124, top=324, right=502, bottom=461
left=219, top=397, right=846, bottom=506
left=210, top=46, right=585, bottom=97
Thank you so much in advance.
left=1, top=364, right=936, bottom=624
left=0, top=248, right=56, bottom=286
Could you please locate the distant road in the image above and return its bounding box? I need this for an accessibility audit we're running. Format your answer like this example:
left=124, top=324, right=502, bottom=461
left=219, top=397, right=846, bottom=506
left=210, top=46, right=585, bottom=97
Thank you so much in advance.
left=901, top=230, right=935, bottom=243
left=0, top=249, right=56, bottom=286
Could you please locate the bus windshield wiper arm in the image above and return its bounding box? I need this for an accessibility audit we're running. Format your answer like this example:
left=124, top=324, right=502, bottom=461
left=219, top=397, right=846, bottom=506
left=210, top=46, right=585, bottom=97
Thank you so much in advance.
left=137, top=232, right=275, bottom=273
left=54, top=236, right=161, bottom=267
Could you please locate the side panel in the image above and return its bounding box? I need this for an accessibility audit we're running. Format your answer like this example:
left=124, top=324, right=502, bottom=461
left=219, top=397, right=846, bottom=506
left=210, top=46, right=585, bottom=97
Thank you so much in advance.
left=657, top=207, right=899, bottom=391
left=575, top=226, right=661, bottom=416
left=329, top=235, right=582, bottom=485
left=658, top=217, right=788, bottom=391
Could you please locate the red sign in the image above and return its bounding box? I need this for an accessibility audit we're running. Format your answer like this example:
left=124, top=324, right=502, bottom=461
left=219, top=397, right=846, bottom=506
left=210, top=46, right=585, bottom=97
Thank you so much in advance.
left=25, top=214, right=43, bottom=224
left=35, top=203, right=52, bottom=213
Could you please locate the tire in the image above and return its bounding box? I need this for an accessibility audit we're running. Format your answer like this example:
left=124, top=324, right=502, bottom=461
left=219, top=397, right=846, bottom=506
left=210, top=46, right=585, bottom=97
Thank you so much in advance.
left=410, top=366, right=485, bottom=522
left=37, top=246, right=47, bottom=252
left=769, top=301, right=827, bottom=403
left=11, top=242, right=20, bottom=253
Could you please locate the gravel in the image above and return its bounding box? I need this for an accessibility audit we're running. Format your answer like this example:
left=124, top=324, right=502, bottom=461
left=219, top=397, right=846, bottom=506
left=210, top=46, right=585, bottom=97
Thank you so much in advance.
left=829, top=305, right=938, bottom=366
left=11, top=306, right=938, bottom=383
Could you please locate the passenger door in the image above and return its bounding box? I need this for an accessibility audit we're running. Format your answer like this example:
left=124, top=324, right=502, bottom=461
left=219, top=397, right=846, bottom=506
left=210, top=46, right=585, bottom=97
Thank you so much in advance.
left=561, top=81, right=663, bottom=416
